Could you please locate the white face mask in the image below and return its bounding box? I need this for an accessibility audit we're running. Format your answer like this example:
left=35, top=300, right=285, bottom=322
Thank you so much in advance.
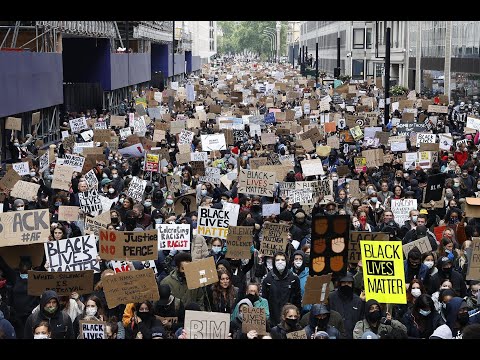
left=17, top=206, right=25, bottom=211
left=34, top=334, right=49, bottom=340
left=211, top=246, right=222, bottom=254
left=423, top=261, right=434, bottom=269
left=102, top=174, right=108, bottom=178
left=112, top=174, right=118, bottom=179
left=411, top=216, right=418, bottom=223
left=86, top=306, right=97, bottom=317
left=411, top=288, right=421, bottom=298
left=293, top=260, right=303, bottom=268
left=201, top=190, right=207, bottom=196
left=266, top=259, right=273, bottom=270
left=275, top=260, right=286, bottom=272
left=108, top=188, right=115, bottom=194
left=331, top=176, right=338, bottom=182
left=30, top=172, right=36, bottom=177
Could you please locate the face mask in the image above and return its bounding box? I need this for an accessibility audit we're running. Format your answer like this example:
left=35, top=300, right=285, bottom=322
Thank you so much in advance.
left=166, top=199, right=174, bottom=205
left=353, top=221, right=361, bottom=228
left=339, top=285, right=353, bottom=298
left=137, top=312, right=150, bottom=321
left=367, top=188, right=374, bottom=195
left=367, top=310, right=382, bottom=323
left=17, top=206, right=25, bottom=211
left=458, top=312, right=470, bottom=326
left=442, top=267, right=452, bottom=275
left=411, top=288, right=421, bottom=298
left=108, top=188, right=115, bottom=194
left=285, top=318, right=298, bottom=328
left=246, top=294, right=259, bottom=304
left=211, top=246, right=222, bottom=254
left=220, top=199, right=226, bottom=205
left=396, top=176, right=402, bottom=181
left=411, top=215, right=418, bottom=223
left=54, top=202, right=62, bottom=207
left=454, top=183, right=460, bottom=188
left=404, top=173, right=409, bottom=179
left=201, top=190, right=207, bottom=196
left=102, top=174, right=108, bottom=178
left=424, top=261, right=434, bottom=269
left=326, top=210, right=336, bottom=216
left=332, top=176, right=338, bottom=182
left=20, top=273, right=28, bottom=280
left=144, top=201, right=152, bottom=208
left=275, top=260, right=286, bottom=272
left=419, top=309, right=431, bottom=317
left=86, top=306, right=97, bottom=317
left=154, top=218, right=163, bottom=224
left=112, top=174, right=118, bottom=179
left=44, top=306, right=57, bottom=314
left=370, top=197, right=378, bottom=203
left=108, top=156, right=113, bottom=160
left=34, top=334, right=49, bottom=340
left=128, top=175, right=133, bottom=178
left=445, top=193, right=453, bottom=199
left=266, top=259, right=273, bottom=270
left=30, top=172, right=36, bottom=177
left=293, top=260, right=303, bottom=268
left=119, top=198, right=124, bottom=204
left=112, top=164, right=117, bottom=168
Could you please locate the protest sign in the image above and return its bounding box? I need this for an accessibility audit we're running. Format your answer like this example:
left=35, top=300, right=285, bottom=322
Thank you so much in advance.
left=119, top=127, right=132, bottom=140
left=191, top=152, right=208, bottom=162
left=362, top=149, right=384, bottom=168
left=10, top=180, right=40, bottom=202
left=201, top=134, right=227, bottom=151
left=197, top=206, right=231, bottom=239
left=260, top=222, right=291, bottom=257
left=184, top=256, right=218, bottom=289
left=310, top=215, right=350, bottom=276
left=425, top=173, right=446, bottom=202
left=391, top=199, right=417, bottom=227
left=79, top=320, right=107, bottom=339
left=84, top=169, right=98, bottom=191
left=0, top=209, right=50, bottom=247
left=174, top=192, right=197, bottom=214
left=39, top=152, right=50, bottom=173
left=0, top=168, right=21, bottom=191
left=93, top=129, right=111, bottom=143
left=110, top=115, right=125, bottom=127
left=242, top=307, right=268, bottom=335
left=286, top=330, right=308, bottom=339
left=110, top=259, right=157, bottom=274
left=179, top=130, right=195, bottom=145
left=63, top=154, right=85, bottom=173
left=199, top=167, right=221, bottom=185
left=58, top=206, right=80, bottom=222
left=427, top=105, right=448, bottom=113
left=51, top=165, right=74, bottom=192
left=69, top=117, right=88, bottom=133
left=6, top=116, right=22, bottom=131
left=222, top=202, right=240, bottom=227
left=184, top=310, right=230, bottom=339
left=28, top=270, right=94, bottom=296
left=301, top=159, right=325, bottom=176
left=225, top=226, right=253, bottom=259
left=153, top=129, right=166, bottom=142
left=84, top=215, right=109, bottom=237
left=262, top=203, right=281, bottom=217
left=261, top=132, right=276, bottom=145
left=360, top=240, right=406, bottom=304
left=191, top=161, right=206, bottom=176
left=78, top=189, right=102, bottom=214
left=12, top=162, right=30, bottom=176
left=403, top=236, right=433, bottom=257
left=99, top=229, right=158, bottom=261
left=126, top=177, right=147, bottom=203
left=44, top=235, right=100, bottom=272
left=118, top=143, right=145, bottom=158
left=249, top=157, right=268, bottom=170
left=145, top=153, right=160, bottom=172
left=302, top=274, right=332, bottom=306
left=354, top=157, right=367, bottom=173
left=467, top=238, right=480, bottom=280
left=348, top=232, right=390, bottom=263
left=157, top=224, right=191, bottom=251
left=102, top=268, right=159, bottom=308
left=237, top=169, right=276, bottom=197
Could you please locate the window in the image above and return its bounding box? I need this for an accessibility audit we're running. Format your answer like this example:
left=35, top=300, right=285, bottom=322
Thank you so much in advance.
left=352, top=59, right=364, bottom=80
left=366, top=28, right=372, bottom=49
left=353, top=29, right=365, bottom=49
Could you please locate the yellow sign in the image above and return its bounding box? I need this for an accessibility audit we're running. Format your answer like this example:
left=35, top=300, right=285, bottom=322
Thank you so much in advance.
left=360, top=240, right=406, bottom=304
left=419, top=151, right=430, bottom=160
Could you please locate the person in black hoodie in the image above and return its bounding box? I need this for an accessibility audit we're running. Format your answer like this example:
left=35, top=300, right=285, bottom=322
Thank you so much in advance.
left=23, top=290, right=74, bottom=339
left=428, top=257, right=467, bottom=298
left=261, top=251, right=301, bottom=327
left=401, top=294, right=444, bottom=338
left=153, top=284, right=185, bottom=338
left=303, top=303, right=342, bottom=339
left=125, top=301, right=164, bottom=339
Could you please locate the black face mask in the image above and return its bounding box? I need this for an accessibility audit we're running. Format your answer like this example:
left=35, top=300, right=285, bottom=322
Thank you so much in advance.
left=315, top=317, right=329, bottom=330
left=339, top=285, right=353, bottom=298
left=442, top=267, right=452, bottom=276
left=137, top=312, right=150, bottom=321
left=251, top=205, right=261, bottom=211
left=177, top=271, right=186, bottom=280
left=304, top=254, right=310, bottom=266
left=395, top=176, right=402, bottom=181
left=366, top=310, right=382, bottom=323
left=126, top=217, right=136, bottom=227
left=246, top=294, right=259, bottom=304
left=111, top=217, right=119, bottom=224
left=285, top=318, right=298, bottom=329
left=457, top=312, right=469, bottom=326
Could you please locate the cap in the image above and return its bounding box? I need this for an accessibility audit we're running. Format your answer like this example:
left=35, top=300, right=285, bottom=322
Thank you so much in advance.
left=314, top=331, right=330, bottom=339
left=419, top=209, right=428, bottom=215
left=157, top=284, right=172, bottom=306
left=150, top=326, right=164, bottom=339
left=339, top=273, right=354, bottom=282
left=100, top=178, right=112, bottom=186
left=361, top=331, right=379, bottom=339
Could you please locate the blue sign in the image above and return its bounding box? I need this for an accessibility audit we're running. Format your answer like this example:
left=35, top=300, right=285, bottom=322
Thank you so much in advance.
left=264, top=112, right=275, bottom=124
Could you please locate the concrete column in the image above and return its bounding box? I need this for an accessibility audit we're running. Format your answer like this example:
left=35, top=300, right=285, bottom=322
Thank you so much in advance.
left=415, top=21, right=421, bottom=93
left=444, top=21, right=452, bottom=101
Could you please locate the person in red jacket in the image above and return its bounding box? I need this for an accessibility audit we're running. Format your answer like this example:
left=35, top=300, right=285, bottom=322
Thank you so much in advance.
left=454, top=144, right=469, bottom=167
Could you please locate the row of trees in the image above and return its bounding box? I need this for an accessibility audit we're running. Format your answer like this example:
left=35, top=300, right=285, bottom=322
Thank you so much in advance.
left=217, top=21, right=288, bottom=60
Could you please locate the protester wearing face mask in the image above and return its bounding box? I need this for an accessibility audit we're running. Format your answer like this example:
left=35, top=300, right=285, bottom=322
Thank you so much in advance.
left=270, top=304, right=303, bottom=339
left=12, top=199, right=26, bottom=212
left=110, top=168, right=124, bottom=194
left=208, top=238, right=226, bottom=265
left=24, top=290, right=74, bottom=339
left=399, top=209, right=419, bottom=239
left=402, top=294, right=443, bottom=339
left=73, top=296, right=105, bottom=338
left=303, top=303, right=342, bottom=339
left=291, top=251, right=309, bottom=307
left=445, top=297, right=473, bottom=338
left=428, top=257, right=467, bottom=298
left=404, top=247, right=429, bottom=286
left=353, top=299, right=407, bottom=339
left=160, top=194, right=176, bottom=219
left=32, top=321, right=51, bottom=340
left=160, top=252, right=205, bottom=311
left=421, top=252, right=438, bottom=278
left=432, top=281, right=455, bottom=314
left=393, top=279, right=426, bottom=320
left=261, top=251, right=301, bottom=327
left=125, top=301, right=164, bottom=339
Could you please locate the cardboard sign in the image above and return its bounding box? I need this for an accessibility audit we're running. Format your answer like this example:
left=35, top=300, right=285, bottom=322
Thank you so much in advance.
left=427, top=105, right=448, bottom=114
left=0, top=168, right=21, bottom=191
left=110, top=259, right=157, bottom=275
left=79, top=320, right=107, bottom=339
left=118, top=143, right=145, bottom=158
left=99, top=229, right=158, bottom=261
left=249, top=157, right=268, bottom=170
left=157, top=224, right=191, bottom=251
left=58, top=206, right=80, bottom=222
left=0, top=209, right=50, bottom=247
left=262, top=203, right=281, bottom=217
left=242, top=307, right=268, bottom=335
left=467, top=238, right=480, bottom=280
left=44, top=235, right=100, bottom=272
left=302, top=273, right=332, bottom=306
left=391, top=199, right=417, bottom=228
left=6, top=116, right=22, bottom=131
left=78, top=189, right=102, bottom=214
left=361, top=240, right=406, bottom=304
left=84, top=215, right=109, bottom=237
left=301, top=159, right=325, bottom=176
left=237, top=169, right=276, bottom=197
left=310, top=215, right=350, bottom=276
left=10, top=180, right=40, bottom=202
left=425, top=173, right=446, bottom=203
left=197, top=206, right=231, bottom=239
left=301, top=127, right=322, bottom=144
left=225, top=226, right=253, bottom=259
left=286, top=330, right=308, bottom=339
left=12, top=162, right=30, bottom=176
left=184, top=256, right=218, bottom=289
left=201, top=134, right=227, bottom=151
left=102, top=268, right=159, bottom=308
left=362, top=149, right=384, bottom=168
left=63, top=154, right=85, bottom=173
left=93, top=129, right=112, bottom=144
left=403, top=236, right=433, bottom=257
left=126, top=176, right=147, bottom=203
left=184, top=310, right=230, bottom=339
left=69, top=117, right=88, bottom=133
left=261, top=132, right=276, bottom=145
left=191, top=152, right=208, bottom=162
left=28, top=270, right=94, bottom=296
left=349, top=232, right=390, bottom=263
left=51, top=164, right=74, bottom=191
left=260, top=222, right=290, bottom=257
left=110, top=115, right=126, bottom=127
left=174, top=192, right=197, bottom=215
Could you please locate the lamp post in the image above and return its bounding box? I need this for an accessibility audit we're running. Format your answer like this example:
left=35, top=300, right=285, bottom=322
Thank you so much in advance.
left=276, top=21, right=281, bottom=63
left=263, top=28, right=277, bottom=62
left=263, top=33, right=274, bottom=62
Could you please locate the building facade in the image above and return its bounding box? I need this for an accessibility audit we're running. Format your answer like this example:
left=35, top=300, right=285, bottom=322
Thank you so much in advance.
left=184, top=21, right=217, bottom=65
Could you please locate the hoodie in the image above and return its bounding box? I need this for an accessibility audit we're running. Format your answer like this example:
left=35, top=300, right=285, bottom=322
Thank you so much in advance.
left=0, top=310, right=16, bottom=339
left=429, top=324, right=453, bottom=339
left=291, top=250, right=309, bottom=302
left=23, top=290, right=74, bottom=339
left=445, top=297, right=467, bottom=337
left=303, top=303, right=341, bottom=339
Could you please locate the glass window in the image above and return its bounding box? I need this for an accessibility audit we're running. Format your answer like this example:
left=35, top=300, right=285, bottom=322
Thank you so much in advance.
left=353, top=29, right=365, bottom=49
left=352, top=59, right=364, bottom=80
left=366, top=28, right=372, bottom=49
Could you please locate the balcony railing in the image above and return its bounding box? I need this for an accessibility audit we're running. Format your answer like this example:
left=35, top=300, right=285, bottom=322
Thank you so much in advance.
left=36, top=21, right=116, bottom=38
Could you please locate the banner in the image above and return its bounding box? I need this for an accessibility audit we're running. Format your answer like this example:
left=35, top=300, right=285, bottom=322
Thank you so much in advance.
left=79, top=320, right=107, bottom=339
left=126, top=177, right=147, bottom=202
left=260, top=222, right=291, bottom=257
left=360, top=240, right=406, bottom=304
left=27, top=270, right=94, bottom=296
left=201, top=134, right=227, bottom=151
left=0, top=209, right=50, bottom=247
left=69, top=117, right=88, bottom=133
left=63, top=154, right=85, bottom=173
left=44, top=235, right=100, bottom=272
left=78, top=189, right=102, bottom=214
left=197, top=206, right=231, bottom=239
left=157, top=224, right=191, bottom=251
left=184, top=310, right=230, bottom=339
left=225, top=226, right=253, bottom=259
left=102, top=268, right=159, bottom=308
left=390, top=199, right=417, bottom=227
left=99, top=229, right=158, bottom=261
left=237, top=169, right=276, bottom=197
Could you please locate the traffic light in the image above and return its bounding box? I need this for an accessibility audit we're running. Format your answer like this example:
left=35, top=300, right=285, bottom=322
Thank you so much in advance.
left=334, top=67, right=341, bottom=78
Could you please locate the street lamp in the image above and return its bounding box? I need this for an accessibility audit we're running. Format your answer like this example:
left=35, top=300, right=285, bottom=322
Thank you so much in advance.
left=276, top=21, right=281, bottom=63
left=263, top=33, right=274, bottom=62
left=263, top=28, right=277, bottom=62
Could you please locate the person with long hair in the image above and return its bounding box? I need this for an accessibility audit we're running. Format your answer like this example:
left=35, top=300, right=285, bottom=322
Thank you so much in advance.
left=73, top=295, right=106, bottom=338
left=270, top=304, right=303, bottom=339
left=205, top=269, right=239, bottom=313
left=401, top=294, right=443, bottom=338
left=393, top=279, right=426, bottom=320
left=124, top=301, right=164, bottom=339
